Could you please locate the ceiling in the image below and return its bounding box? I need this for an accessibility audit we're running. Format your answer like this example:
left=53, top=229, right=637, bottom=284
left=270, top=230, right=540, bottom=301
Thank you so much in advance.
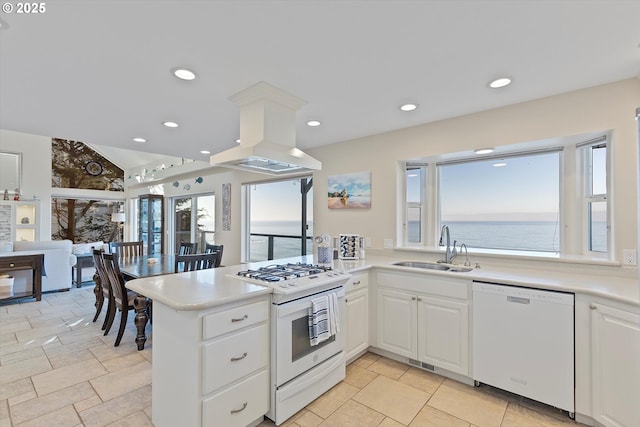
left=1, top=1, right=639, bottom=169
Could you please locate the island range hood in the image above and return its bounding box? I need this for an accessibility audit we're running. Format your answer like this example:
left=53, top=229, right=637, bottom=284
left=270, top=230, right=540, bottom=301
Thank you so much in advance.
left=210, top=82, right=321, bottom=176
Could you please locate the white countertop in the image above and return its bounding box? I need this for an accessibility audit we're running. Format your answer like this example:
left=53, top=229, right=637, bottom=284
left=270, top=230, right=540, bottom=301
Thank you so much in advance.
left=125, top=254, right=639, bottom=311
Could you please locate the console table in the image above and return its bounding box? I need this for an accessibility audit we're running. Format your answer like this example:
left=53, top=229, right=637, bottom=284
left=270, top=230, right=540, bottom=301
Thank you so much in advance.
left=0, top=253, right=44, bottom=303
left=73, top=253, right=94, bottom=288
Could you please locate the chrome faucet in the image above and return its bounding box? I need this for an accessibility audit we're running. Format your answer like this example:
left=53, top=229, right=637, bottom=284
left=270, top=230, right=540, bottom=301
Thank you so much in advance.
left=459, top=243, right=471, bottom=267
left=438, top=225, right=457, bottom=264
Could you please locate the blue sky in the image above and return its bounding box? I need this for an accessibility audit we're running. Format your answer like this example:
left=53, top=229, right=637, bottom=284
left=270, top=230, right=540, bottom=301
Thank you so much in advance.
left=328, top=171, right=371, bottom=197
left=409, top=152, right=561, bottom=221
left=250, top=179, right=311, bottom=222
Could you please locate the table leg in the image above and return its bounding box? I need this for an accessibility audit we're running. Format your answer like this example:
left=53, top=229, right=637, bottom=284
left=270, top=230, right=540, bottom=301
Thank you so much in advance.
left=76, top=265, right=83, bottom=288
left=133, top=294, right=149, bottom=350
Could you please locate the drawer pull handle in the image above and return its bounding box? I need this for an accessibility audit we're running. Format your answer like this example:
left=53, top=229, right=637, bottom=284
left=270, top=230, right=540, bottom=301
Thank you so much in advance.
left=9, top=263, right=15, bottom=267
left=231, top=315, right=248, bottom=323
left=230, top=352, right=248, bottom=362
left=230, top=402, right=247, bottom=414
left=411, top=296, right=416, bottom=301
left=590, top=303, right=597, bottom=310
left=507, top=296, right=530, bottom=305
left=352, top=280, right=360, bottom=285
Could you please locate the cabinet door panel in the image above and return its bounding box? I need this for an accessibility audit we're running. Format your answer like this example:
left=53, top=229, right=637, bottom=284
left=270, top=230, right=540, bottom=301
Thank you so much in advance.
left=591, top=303, right=640, bottom=427
left=346, top=288, right=369, bottom=361
left=417, top=296, right=468, bottom=375
left=376, top=288, right=416, bottom=358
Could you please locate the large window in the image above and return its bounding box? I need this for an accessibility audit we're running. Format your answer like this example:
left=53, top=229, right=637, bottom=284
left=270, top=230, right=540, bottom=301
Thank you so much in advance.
left=439, top=151, right=561, bottom=253
left=403, top=135, right=610, bottom=258
left=244, top=178, right=313, bottom=262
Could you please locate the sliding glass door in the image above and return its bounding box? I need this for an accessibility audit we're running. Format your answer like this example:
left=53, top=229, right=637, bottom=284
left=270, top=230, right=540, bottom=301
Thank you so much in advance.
left=170, top=194, right=215, bottom=254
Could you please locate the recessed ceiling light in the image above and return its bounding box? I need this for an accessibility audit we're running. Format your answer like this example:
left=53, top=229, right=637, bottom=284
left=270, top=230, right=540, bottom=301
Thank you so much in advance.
left=171, top=68, right=196, bottom=81
left=474, top=148, right=494, bottom=154
left=132, top=137, right=147, bottom=143
left=489, top=77, right=512, bottom=89
left=163, top=121, right=179, bottom=128
left=307, top=120, right=321, bottom=127
left=492, top=162, right=507, bottom=167
left=400, top=103, right=418, bottom=111
left=199, top=150, right=210, bottom=154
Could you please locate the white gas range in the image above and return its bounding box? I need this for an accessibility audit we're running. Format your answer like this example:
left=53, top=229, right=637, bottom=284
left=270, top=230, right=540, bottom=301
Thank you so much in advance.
left=231, top=262, right=350, bottom=303
left=229, top=261, right=350, bottom=425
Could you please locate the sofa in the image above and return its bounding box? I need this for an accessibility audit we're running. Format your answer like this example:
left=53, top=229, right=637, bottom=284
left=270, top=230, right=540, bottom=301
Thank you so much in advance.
left=0, top=240, right=77, bottom=292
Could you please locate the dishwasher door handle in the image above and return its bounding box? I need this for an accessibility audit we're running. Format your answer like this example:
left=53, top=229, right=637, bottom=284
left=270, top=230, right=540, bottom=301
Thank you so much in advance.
left=507, top=296, right=530, bottom=304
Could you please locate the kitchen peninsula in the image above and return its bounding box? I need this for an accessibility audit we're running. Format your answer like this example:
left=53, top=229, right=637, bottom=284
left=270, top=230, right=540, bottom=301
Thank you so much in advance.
left=125, top=254, right=639, bottom=427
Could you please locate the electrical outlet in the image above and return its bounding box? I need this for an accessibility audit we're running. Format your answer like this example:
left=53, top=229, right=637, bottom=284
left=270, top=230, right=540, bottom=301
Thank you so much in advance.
left=383, top=239, right=393, bottom=249
left=622, top=249, right=637, bottom=266
left=365, top=237, right=372, bottom=248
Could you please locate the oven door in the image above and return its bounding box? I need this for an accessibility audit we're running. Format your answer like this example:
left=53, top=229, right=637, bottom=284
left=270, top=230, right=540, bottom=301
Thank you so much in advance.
left=274, top=287, right=345, bottom=386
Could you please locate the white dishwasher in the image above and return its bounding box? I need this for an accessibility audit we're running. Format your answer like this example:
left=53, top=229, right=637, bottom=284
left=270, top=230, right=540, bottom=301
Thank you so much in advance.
left=472, top=281, right=575, bottom=416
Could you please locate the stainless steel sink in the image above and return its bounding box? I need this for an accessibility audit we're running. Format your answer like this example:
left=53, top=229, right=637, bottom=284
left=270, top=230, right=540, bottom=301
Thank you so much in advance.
left=392, top=261, right=451, bottom=271
left=391, top=261, right=473, bottom=272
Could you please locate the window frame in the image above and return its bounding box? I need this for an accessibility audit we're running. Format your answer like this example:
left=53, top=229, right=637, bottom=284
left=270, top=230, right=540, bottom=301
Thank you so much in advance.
left=578, top=137, right=609, bottom=256
left=401, top=134, right=611, bottom=259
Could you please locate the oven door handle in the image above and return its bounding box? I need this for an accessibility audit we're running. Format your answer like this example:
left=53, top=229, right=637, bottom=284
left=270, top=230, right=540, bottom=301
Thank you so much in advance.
left=277, top=288, right=345, bottom=318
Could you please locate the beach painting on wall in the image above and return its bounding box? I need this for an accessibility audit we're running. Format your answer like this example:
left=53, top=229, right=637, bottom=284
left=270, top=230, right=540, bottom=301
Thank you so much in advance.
left=328, top=171, right=371, bottom=209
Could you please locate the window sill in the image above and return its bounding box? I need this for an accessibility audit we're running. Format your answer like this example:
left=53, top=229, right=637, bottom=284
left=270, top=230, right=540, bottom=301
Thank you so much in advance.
left=394, top=245, right=621, bottom=268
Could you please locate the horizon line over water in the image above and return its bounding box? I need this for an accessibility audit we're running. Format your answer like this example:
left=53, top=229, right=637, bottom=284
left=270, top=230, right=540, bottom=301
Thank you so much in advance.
left=410, top=220, right=606, bottom=253
left=249, top=219, right=606, bottom=256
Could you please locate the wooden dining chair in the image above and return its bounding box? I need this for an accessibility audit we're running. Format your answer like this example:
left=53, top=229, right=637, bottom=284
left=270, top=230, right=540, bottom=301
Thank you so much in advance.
left=174, top=252, right=219, bottom=273
left=109, top=241, right=144, bottom=260
left=102, top=252, right=144, bottom=346
left=178, top=241, right=198, bottom=255
left=204, top=243, right=223, bottom=267
left=91, top=249, right=115, bottom=333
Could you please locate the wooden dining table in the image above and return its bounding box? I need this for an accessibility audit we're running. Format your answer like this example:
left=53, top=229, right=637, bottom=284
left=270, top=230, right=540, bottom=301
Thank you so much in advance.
left=119, top=254, right=177, bottom=280
left=119, top=254, right=177, bottom=350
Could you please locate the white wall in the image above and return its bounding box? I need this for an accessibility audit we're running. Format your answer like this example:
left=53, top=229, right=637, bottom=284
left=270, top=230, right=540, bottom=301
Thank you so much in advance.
left=307, top=79, right=640, bottom=274
left=0, top=129, right=52, bottom=239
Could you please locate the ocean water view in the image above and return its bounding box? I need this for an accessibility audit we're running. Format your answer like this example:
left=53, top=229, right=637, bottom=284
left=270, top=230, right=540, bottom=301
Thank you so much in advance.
left=249, top=219, right=606, bottom=261
left=413, top=221, right=561, bottom=253
left=410, top=220, right=606, bottom=253
left=250, top=220, right=314, bottom=261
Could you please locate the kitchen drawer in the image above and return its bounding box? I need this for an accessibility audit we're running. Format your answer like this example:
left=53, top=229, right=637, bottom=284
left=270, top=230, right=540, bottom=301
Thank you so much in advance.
left=202, top=369, right=269, bottom=427
left=377, top=271, right=469, bottom=300
left=203, top=323, right=269, bottom=394
left=203, top=299, right=269, bottom=340
left=344, top=272, right=368, bottom=293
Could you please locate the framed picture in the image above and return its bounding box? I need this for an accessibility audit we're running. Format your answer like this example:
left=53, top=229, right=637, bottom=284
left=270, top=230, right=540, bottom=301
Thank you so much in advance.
left=328, top=171, right=371, bottom=209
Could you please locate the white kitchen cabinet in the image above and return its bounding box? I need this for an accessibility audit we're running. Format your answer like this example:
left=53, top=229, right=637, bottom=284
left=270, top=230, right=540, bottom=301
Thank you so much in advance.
left=377, top=288, right=417, bottom=358
left=590, top=302, right=640, bottom=427
left=417, top=296, right=468, bottom=374
left=152, top=296, right=270, bottom=427
left=375, top=271, right=470, bottom=376
left=345, top=273, right=369, bottom=363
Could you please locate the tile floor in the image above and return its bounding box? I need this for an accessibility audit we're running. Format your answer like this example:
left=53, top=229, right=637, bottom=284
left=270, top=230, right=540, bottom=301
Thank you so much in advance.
left=1, top=286, right=587, bottom=427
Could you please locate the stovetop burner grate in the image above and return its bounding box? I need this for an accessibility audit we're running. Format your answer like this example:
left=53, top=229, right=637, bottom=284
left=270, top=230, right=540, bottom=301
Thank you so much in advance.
left=236, top=262, right=333, bottom=282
